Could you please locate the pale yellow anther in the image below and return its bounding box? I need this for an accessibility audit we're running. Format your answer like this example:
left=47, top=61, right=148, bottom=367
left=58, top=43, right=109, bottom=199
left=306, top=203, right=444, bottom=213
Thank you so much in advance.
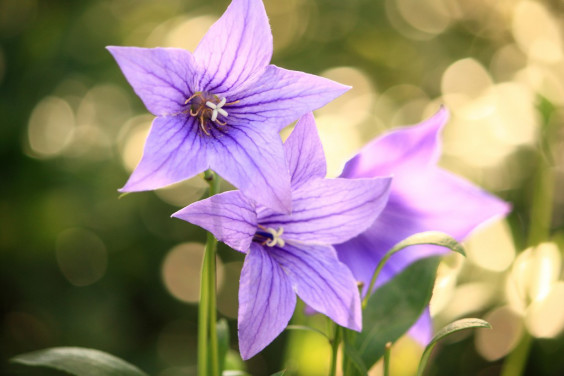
left=265, top=227, right=285, bottom=248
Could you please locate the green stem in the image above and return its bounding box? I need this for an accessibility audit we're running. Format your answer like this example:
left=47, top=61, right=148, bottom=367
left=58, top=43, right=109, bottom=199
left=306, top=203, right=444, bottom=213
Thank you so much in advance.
left=198, top=244, right=210, bottom=376
left=198, top=170, right=221, bottom=376
left=500, top=332, right=532, bottom=376
left=383, top=342, right=392, bottom=376
left=329, top=324, right=341, bottom=376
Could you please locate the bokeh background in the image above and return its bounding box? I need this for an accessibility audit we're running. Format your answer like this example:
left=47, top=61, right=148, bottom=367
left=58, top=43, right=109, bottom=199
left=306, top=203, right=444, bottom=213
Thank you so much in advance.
left=2, top=0, right=564, bottom=375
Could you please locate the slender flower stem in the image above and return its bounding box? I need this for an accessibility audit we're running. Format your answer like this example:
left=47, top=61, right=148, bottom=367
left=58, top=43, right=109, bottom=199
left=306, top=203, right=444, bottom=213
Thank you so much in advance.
left=329, top=324, right=341, bottom=376
left=383, top=342, right=392, bottom=376
left=198, top=170, right=221, bottom=376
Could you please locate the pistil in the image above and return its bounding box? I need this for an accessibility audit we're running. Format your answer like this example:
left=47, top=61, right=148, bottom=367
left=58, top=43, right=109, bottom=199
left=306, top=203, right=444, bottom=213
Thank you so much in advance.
left=185, top=92, right=238, bottom=136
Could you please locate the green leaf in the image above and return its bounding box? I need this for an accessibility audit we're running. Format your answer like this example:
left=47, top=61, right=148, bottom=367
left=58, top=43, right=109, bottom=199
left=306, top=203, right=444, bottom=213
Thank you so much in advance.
left=365, top=231, right=465, bottom=298
left=417, top=318, right=491, bottom=376
left=343, top=343, right=368, bottom=376
left=11, top=347, right=148, bottom=376
left=217, top=318, right=230, bottom=375
left=355, top=257, right=441, bottom=372
left=270, top=371, right=286, bottom=376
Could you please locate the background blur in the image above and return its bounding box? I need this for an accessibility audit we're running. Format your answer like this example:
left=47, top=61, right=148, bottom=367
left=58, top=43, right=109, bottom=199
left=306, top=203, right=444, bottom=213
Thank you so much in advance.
left=2, top=0, right=564, bottom=375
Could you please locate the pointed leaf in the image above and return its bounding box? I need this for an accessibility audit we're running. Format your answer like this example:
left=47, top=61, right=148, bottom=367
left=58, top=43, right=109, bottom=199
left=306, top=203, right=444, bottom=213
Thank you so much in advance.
left=343, top=343, right=368, bottom=376
left=11, top=347, right=148, bottom=376
left=355, top=257, right=441, bottom=370
left=365, top=231, right=464, bottom=297
left=270, top=371, right=286, bottom=376
left=416, top=318, right=491, bottom=376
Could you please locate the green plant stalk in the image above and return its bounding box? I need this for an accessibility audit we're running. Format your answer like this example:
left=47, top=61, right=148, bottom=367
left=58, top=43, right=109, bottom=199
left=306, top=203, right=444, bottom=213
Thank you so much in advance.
left=383, top=342, right=392, bottom=376
left=329, top=324, right=341, bottom=376
left=198, top=170, right=221, bottom=376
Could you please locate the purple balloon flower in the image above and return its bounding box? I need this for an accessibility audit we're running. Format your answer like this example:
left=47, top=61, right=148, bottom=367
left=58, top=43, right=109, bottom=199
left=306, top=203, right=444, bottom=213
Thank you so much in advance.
left=107, top=0, right=349, bottom=213
left=173, top=113, right=392, bottom=359
left=335, top=106, right=511, bottom=343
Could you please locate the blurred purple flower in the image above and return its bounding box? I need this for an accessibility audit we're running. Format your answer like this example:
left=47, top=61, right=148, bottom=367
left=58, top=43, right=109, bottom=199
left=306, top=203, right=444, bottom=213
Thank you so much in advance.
left=107, top=0, right=349, bottom=213
left=335, top=106, right=511, bottom=343
left=173, top=113, right=392, bottom=359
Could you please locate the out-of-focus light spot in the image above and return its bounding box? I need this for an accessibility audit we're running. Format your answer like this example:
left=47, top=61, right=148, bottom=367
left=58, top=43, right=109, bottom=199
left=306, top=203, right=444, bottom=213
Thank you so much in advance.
left=119, top=115, right=153, bottom=172
left=315, top=67, right=376, bottom=176
left=157, top=320, right=197, bottom=366
left=429, top=254, right=463, bottom=315
left=265, top=0, right=308, bottom=52
left=164, top=16, right=216, bottom=51
left=475, top=306, right=523, bottom=361
left=26, top=96, right=75, bottom=158
left=442, top=58, right=494, bottom=115
left=506, top=242, right=561, bottom=314
left=517, top=63, right=564, bottom=107
left=286, top=329, right=330, bottom=376
left=318, top=67, right=376, bottom=125
left=490, top=44, right=527, bottom=82
left=466, top=220, right=515, bottom=272
left=155, top=177, right=208, bottom=208
left=512, top=1, right=563, bottom=64
left=439, top=282, right=496, bottom=321
left=162, top=242, right=224, bottom=304
left=374, top=85, right=428, bottom=133
left=314, top=114, right=362, bottom=177
left=443, top=80, right=538, bottom=168
left=526, top=281, right=564, bottom=338
left=217, top=261, right=243, bottom=319
left=369, top=336, right=422, bottom=376
left=396, top=0, right=451, bottom=35
left=55, top=228, right=108, bottom=287
left=76, top=84, right=131, bottom=137
left=145, top=14, right=214, bottom=51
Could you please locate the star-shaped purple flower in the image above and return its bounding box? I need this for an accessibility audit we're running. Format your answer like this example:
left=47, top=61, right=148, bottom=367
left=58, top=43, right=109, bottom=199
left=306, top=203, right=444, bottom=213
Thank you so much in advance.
left=173, top=113, right=392, bottom=359
left=107, top=0, right=349, bottom=213
left=335, top=106, right=511, bottom=343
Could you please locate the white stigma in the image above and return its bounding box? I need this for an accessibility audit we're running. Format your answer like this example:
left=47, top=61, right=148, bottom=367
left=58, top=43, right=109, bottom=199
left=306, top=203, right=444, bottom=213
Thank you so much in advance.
left=265, top=227, right=285, bottom=248
left=206, top=97, right=228, bottom=122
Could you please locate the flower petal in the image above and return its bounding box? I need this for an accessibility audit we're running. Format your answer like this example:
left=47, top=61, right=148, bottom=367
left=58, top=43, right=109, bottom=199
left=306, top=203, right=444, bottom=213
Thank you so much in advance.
left=172, top=191, right=257, bottom=252
left=194, top=0, right=272, bottom=95
left=340, top=106, right=449, bottom=179
left=238, top=243, right=296, bottom=360
left=228, top=65, right=351, bottom=131
left=408, top=308, right=433, bottom=345
left=209, top=125, right=292, bottom=214
left=120, top=115, right=209, bottom=192
left=337, top=168, right=510, bottom=292
left=284, top=113, right=327, bottom=189
left=270, top=243, right=362, bottom=331
left=107, top=47, right=196, bottom=116
left=259, top=177, right=392, bottom=244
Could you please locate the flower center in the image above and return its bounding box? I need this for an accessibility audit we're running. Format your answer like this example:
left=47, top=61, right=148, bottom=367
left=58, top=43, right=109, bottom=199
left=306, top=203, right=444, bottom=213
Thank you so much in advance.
left=185, top=92, right=238, bottom=136
left=253, top=226, right=285, bottom=247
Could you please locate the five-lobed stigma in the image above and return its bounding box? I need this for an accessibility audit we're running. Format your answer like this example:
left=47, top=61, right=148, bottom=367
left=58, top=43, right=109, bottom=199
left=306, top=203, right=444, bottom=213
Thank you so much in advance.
left=254, top=225, right=286, bottom=248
